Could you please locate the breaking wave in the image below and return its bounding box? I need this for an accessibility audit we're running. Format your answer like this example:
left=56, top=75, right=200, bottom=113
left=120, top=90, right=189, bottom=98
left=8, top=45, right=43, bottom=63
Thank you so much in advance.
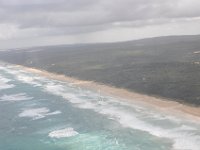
left=2, top=65, right=200, bottom=150
left=43, top=82, right=200, bottom=150
left=0, top=66, right=43, bottom=87
left=0, top=74, right=15, bottom=90
left=48, top=128, right=79, bottom=138
left=0, top=93, right=33, bottom=102
left=18, top=107, right=61, bottom=120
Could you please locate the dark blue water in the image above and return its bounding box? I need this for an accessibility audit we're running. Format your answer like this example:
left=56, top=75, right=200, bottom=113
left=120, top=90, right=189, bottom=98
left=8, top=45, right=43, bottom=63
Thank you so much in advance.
left=0, top=63, right=200, bottom=150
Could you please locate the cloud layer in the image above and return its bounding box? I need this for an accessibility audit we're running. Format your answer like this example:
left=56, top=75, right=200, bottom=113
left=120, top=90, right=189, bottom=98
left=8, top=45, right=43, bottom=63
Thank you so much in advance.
left=0, top=0, right=200, bottom=48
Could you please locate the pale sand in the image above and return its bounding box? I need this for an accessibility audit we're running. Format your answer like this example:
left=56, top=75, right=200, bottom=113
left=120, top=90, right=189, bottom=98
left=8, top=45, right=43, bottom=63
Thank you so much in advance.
left=18, top=65, right=200, bottom=121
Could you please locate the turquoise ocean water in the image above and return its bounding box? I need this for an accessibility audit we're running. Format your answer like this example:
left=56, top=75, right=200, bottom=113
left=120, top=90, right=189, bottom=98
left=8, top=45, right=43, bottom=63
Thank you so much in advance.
left=0, top=64, right=200, bottom=150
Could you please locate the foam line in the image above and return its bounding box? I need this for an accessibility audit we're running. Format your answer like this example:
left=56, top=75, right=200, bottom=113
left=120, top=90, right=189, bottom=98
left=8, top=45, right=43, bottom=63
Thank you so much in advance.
left=18, top=107, right=61, bottom=120
left=2, top=65, right=200, bottom=150
left=0, top=93, right=33, bottom=102
left=43, top=82, right=200, bottom=150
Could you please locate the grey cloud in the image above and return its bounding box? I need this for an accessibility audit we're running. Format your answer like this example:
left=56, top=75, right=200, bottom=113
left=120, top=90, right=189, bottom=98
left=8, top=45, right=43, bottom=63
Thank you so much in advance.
left=0, top=0, right=200, bottom=38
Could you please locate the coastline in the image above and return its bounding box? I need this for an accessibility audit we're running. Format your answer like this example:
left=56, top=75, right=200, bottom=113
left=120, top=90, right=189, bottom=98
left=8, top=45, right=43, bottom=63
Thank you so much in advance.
left=16, top=65, right=200, bottom=121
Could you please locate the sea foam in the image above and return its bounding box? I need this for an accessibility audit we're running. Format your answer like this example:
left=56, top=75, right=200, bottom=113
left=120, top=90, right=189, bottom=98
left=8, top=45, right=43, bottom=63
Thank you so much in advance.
left=0, top=75, right=15, bottom=90
left=1, top=67, right=43, bottom=87
left=48, top=128, right=79, bottom=138
left=43, top=81, right=200, bottom=150
left=2, top=65, right=200, bottom=150
left=19, top=107, right=61, bottom=120
left=16, top=75, right=42, bottom=87
left=0, top=93, right=33, bottom=102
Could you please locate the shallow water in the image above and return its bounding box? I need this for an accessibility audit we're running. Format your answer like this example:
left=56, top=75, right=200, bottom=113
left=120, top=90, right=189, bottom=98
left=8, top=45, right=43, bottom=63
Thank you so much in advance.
left=0, top=64, right=200, bottom=150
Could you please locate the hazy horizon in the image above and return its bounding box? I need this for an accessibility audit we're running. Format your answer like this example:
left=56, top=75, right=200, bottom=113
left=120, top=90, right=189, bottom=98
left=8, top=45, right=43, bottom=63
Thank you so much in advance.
left=1, top=33, right=200, bottom=50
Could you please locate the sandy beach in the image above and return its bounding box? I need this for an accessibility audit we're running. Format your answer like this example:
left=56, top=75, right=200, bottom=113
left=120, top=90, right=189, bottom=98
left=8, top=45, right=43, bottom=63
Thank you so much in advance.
left=17, top=65, right=200, bottom=121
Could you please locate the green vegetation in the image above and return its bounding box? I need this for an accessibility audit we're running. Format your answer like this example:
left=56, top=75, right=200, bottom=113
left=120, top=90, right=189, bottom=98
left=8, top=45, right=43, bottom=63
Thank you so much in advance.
left=0, top=35, right=200, bottom=106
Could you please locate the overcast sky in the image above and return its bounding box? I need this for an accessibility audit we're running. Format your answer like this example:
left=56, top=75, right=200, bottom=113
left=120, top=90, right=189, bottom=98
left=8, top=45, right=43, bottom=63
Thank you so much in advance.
left=0, top=0, right=200, bottom=49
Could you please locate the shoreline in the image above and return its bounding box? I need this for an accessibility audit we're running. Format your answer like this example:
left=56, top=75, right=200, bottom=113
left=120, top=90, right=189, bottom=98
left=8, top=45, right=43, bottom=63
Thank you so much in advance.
left=12, top=64, right=200, bottom=121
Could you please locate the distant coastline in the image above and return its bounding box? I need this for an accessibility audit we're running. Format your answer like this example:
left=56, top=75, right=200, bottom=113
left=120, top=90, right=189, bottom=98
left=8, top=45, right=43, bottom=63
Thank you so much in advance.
left=13, top=64, right=200, bottom=122
left=1, top=35, right=200, bottom=106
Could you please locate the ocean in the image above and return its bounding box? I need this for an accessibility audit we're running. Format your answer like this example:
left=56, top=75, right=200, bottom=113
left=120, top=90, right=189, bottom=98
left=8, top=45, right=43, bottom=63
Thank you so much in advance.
left=0, top=64, right=200, bottom=150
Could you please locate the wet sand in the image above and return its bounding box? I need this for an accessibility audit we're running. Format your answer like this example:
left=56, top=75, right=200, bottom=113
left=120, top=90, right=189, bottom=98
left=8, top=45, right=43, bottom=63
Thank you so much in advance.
left=18, top=65, right=200, bottom=121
